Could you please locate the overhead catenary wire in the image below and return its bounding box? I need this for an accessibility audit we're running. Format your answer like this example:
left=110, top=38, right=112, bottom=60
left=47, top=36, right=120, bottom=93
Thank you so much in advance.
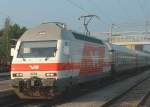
left=86, top=0, right=113, bottom=24
left=65, top=0, right=148, bottom=33
left=117, top=0, right=130, bottom=19
left=65, top=0, right=108, bottom=25
left=137, top=0, right=147, bottom=20
left=65, top=0, right=89, bottom=14
left=137, top=0, right=150, bottom=33
left=113, top=0, right=148, bottom=32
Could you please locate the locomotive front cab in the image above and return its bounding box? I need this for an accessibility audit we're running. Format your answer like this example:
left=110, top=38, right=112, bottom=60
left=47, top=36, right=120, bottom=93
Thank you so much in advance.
left=10, top=23, right=72, bottom=98
left=11, top=40, right=61, bottom=98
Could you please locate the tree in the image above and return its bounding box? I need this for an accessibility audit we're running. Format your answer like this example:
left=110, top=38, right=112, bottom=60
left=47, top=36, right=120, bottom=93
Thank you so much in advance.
left=0, top=17, right=27, bottom=61
left=0, top=17, right=27, bottom=72
left=1, top=17, right=11, bottom=60
left=10, top=24, right=27, bottom=39
left=9, top=23, right=27, bottom=46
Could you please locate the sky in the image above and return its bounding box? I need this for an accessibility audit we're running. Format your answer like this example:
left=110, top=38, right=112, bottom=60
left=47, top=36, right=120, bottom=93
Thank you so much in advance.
left=0, top=0, right=150, bottom=33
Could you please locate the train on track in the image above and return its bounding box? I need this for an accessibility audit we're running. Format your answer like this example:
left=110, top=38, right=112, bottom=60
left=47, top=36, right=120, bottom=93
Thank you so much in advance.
left=10, top=22, right=150, bottom=99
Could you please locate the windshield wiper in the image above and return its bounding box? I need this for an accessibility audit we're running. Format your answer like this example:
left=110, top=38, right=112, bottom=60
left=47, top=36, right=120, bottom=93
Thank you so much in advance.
left=17, top=49, right=26, bottom=61
left=45, top=54, right=51, bottom=61
left=20, top=53, right=26, bottom=61
left=45, top=56, right=49, bottom=61
left=45, top=49, right=57, bottom=61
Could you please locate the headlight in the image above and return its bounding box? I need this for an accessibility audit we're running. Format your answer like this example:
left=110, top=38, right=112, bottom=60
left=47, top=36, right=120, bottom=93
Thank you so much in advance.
left=45, top=73, right=57, bottom=77
left=13, top=73, right=23, bottom=77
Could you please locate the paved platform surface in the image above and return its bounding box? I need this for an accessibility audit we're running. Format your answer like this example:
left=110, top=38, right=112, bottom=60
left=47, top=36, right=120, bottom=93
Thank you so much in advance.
left=0, top=80, right=12, bottom=92
left=56, top=70, right=150, bottom=107
left=0, top=72, right=10, bottom=76
left=0, top=72, right=10, bottom=81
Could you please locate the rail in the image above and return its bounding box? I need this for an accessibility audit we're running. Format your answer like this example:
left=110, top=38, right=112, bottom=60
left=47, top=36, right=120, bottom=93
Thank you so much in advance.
left=101, top=75, right=150, bottom=107
left=137, top=90, right=150, bottom=107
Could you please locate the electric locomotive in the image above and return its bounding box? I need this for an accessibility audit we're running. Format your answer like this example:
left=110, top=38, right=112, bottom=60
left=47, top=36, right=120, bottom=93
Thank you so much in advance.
left=11, top=22, right=150, bottom=99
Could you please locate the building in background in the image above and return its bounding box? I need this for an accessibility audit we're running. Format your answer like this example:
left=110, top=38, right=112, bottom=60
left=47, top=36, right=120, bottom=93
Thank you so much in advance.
left=92, top=32, right=150, bottom=52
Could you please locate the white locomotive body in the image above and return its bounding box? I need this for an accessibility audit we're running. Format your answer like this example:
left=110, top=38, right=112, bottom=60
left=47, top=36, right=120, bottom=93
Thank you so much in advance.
left=11, top=23, right=150, bottom=99
left=11, top=23, right=111, bottom=98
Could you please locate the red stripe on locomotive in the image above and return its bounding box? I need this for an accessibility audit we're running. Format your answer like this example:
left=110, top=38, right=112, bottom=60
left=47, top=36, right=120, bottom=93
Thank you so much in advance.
left=11, top=63, right=80, bottom=71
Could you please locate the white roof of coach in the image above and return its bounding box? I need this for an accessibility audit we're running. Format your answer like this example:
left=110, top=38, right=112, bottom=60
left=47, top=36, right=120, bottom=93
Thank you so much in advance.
left=135, top=50, right=150, bottom=57
left=112, top=44, right=135, bottom=54
left=112, top=44, right=150, bottom=57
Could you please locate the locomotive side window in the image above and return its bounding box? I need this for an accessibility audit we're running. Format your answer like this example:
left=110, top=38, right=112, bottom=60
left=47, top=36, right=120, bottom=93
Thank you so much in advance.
left=17, top=40, right=57, bottom=58
left=72, top=32, right=104, bottom=45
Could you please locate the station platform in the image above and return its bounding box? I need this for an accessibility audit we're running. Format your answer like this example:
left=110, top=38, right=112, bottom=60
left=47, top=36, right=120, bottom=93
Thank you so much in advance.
left=0, top=72, right=10, bottom=76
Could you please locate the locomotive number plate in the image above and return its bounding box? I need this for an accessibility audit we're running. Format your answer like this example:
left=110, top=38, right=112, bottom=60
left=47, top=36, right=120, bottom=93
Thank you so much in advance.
left=30, top=72, right=38, bottom=76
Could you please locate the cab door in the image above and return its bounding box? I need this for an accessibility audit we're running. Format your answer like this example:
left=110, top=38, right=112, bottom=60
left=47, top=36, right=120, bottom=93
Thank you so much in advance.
left=63, top=41, right=74, bottom=86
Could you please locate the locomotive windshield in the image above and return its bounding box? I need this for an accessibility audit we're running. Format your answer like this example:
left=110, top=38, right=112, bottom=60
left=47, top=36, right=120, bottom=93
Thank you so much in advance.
left=17, top=40, right=57, bottom=58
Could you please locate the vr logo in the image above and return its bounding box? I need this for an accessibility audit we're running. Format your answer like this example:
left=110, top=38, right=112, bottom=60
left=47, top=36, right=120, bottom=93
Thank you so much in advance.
left=29, top=65, right=39, bottom=70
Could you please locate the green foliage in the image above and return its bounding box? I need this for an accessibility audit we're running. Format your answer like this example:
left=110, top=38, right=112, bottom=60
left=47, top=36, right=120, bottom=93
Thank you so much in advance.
left=0, top=17, right=27, bottom=61
left=10, top=24, right=27, bottom=39
left=0, top=17, right=11, bottom=58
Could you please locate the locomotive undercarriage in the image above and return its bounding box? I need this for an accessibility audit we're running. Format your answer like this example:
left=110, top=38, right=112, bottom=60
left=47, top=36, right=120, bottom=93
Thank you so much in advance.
left=12, top=77, right=60, bottom=99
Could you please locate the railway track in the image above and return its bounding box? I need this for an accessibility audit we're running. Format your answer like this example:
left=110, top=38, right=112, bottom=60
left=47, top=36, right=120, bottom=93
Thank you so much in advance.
left=0, top=91, right=52, bottom=107
left=137, top=90, right=150, bottom=107
left=53, top=70, right=150, bottom=107
left=0, top=73, right=10, bottom=81
left=101, top=74, right=150, bottom=107
left=1, top=70, right=150, bottom=107
left=0, top=77, right=121, bottom=107
left=0, top=91, right=28, bottom=107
